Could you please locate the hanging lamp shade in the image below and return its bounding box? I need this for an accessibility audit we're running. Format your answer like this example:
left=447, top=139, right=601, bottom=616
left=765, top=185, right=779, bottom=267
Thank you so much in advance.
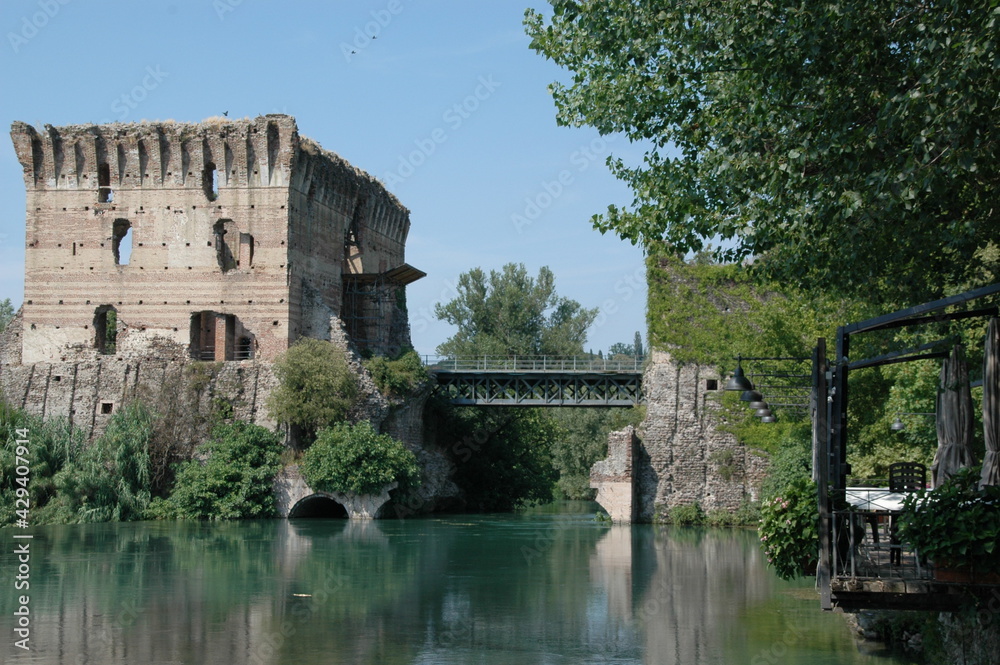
left=749, top=400, right=769, bottom=410
left=890, top=416, right=905, bottom=432
left=761, top=414, right=777, bottom=423
left=741, top=390, right=763, bottom=402
left=725, top=358, right=754, bottom=391
left=755, top=407, right=773, bottom=418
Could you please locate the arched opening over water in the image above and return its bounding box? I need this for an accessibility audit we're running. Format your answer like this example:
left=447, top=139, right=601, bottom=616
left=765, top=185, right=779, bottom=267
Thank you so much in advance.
left=289, top=494, right=348, bottom=519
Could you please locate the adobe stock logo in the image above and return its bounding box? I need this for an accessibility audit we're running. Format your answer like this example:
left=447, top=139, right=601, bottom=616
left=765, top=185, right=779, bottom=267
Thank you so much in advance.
left=98, top=66, right=170, bottom=123
left=382, top=75, right=501, bottom=188
left=511, top=134, right=617, bottom=234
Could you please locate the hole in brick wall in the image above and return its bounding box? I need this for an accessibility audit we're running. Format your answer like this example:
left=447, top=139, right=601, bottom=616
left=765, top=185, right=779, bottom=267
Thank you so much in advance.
left=94, top=305, right=118, bottom=355
left=706, top=379, right=719, bottom=391
left=112, top=219, right=132, bottom=265
left=100, top=402, right=113, bottom=414
left=53, top=376, right=61, bottom=382
left=98, top=163, right=113, bottom=202
left=203, top=162, right=219, bottom=201
left=213, top=219, right=238, bottom=272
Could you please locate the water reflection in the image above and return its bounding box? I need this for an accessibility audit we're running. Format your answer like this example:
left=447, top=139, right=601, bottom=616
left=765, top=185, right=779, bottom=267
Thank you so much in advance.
left=0, top=511, right=908, bottom=665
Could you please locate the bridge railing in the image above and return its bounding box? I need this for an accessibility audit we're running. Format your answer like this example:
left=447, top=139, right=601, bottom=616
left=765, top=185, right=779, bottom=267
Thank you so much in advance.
left=422, top=355, right=646, bottom=373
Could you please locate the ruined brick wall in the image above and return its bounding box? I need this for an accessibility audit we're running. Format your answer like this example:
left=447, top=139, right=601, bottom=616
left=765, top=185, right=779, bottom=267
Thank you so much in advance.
left=0, top=322, right=278, bottom=445
left=9, top=114, right=417, bottom=364
left=287, top=134, right=412, bottom=357
left=10, top=116, right=298, bottom=364
left=637, top=350, right=768, bottom=521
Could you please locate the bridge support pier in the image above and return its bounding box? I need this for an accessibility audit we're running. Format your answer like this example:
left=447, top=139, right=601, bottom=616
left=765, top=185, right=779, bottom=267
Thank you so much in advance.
left=275, top=465, right=397, bottom=520
left=591, top=426, right=640, bottom=523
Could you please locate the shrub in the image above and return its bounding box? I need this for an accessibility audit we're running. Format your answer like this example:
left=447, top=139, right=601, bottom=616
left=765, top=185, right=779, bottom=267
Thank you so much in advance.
left=705, top=509, right=735, bottom=527
left=36, top=402, right=154, bottom=524
left=663, top=502, right=706, bottom=525
left=758, top=476, right=819, bottom=579
left=898, top=467, right=1000, bottom=574
left=163, top=421, right=284, bottom=520
left=268, top=338, right=359, bottom=437
left=363, top=349, right=427, bottom=398
left=301, top=421, right=419, bottom=496
left=0, top=403, right=83, bottom=526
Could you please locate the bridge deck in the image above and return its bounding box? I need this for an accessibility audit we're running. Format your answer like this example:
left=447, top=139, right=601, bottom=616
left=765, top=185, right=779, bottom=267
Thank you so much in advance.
left=424, top=356, right=644, bottom=407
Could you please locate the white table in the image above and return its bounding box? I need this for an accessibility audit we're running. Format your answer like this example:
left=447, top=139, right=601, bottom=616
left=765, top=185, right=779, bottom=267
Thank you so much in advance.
left=845, top=487, right=906, bottom=512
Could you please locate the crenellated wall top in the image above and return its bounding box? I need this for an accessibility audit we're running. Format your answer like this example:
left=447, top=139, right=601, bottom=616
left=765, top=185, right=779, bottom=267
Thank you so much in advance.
left=8, top=115, right=406, bottom=215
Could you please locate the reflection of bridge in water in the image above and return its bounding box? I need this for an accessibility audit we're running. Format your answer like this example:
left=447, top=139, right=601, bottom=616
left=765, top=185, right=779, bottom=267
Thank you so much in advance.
left=423, top=355, right=645, bottom=407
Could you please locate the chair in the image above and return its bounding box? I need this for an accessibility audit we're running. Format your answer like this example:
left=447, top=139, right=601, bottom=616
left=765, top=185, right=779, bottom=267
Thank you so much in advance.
left=888, top=462, right=926, bottom=565
left=889, top=462, right=926, bottom=492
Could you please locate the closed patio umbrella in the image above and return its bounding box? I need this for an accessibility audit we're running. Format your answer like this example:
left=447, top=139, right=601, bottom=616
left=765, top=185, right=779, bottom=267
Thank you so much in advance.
left=982, top=318, right=1000, bottom=488
left=931, top=344, right=975, bottom=488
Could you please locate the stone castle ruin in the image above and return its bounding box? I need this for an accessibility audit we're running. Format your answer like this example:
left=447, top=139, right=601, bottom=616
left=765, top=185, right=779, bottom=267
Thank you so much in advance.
left=8, top=114, right=422, bottom=365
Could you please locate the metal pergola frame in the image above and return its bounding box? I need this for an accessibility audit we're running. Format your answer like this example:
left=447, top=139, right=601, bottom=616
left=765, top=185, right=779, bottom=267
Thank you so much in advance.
left=816, top=282, right=1000, bottom=611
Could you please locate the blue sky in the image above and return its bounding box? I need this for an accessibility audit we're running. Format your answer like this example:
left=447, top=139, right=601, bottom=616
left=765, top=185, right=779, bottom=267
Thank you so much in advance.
left=0, top=0, right=648, bottom=357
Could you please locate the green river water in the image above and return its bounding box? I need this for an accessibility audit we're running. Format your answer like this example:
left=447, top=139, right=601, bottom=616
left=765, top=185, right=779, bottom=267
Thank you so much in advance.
left=1, top=502, right=917, bottom=665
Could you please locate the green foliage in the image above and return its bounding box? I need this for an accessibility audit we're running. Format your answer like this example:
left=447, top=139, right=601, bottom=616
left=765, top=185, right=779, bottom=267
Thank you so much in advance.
left=268, top=338, right=359, bottom=436
left=363, top=349, right=427, bottom=398
left=526, top=0, right=1000, bottom=306
left=432, top=263, right=594, bottom=511
left=434, top=263, right=597, bottom=357
left=646, top=250, right=866, bottom=366
left=849, top=359, right=939, bottom=478
left=751, top=425, right=819, bottom=579
left=430, top=401, right=559, bottom=512
left=660, top=502, right=706, bottom=526
left=161, top=421, right=284, bottom=520
left=300, top=421, right=419, bottom=496
left=705, top=506, right=762, bottom=528
left=36, top=402, right=154, bottom=524
left=0, top=403, right=83, bottom=526
left=708, top=448, right=737, bottom=482
left=758, top=477, right=819, bottom=580
left=0, top=298, right=14, bottom=333
left=898, top=467, right=1000, bottom=574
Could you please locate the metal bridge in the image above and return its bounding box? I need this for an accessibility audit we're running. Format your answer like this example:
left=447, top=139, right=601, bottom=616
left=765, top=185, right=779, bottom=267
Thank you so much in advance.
left=423, top=356, right=645, bottom=407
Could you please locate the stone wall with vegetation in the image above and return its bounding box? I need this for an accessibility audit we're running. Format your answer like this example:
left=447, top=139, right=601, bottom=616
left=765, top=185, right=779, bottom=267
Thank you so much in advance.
left=638, top=351, right=768, bottom=521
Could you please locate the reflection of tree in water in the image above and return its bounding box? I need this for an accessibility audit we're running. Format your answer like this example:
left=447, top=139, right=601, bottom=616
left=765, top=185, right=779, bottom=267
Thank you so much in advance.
left=0, top=515, right=885, bottom=665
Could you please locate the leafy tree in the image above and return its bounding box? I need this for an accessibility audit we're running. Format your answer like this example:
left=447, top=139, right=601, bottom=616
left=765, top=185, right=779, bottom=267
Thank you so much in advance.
left=607, top=342, right=634, bottom=358
left=435, top=263, right=597, bottom=357
left=549, top=406, right=644, bottom=499
left=436, top=405, right=560, bottom=512
left=300, top=421, right=419, bottom=496
left=268, top=338, right=359, bottom=440
left=633, top=331, right=643, bottom=358
left=0, top=298, right=14, bottom=333
left=526, top=1, right=1000, bottom=305
left=432, top=264, right=599, bottom=510
left=155, top=421, right=284, bottom=520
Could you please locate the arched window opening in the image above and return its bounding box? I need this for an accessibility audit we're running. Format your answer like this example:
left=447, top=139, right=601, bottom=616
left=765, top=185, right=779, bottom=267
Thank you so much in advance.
left=112, top=219, right=132, bottom=265
left=203, top=162, right=218, bottom=201
left=98, top=163, right=113, bottom=203
left=94, top=305, right=118, bottom=355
